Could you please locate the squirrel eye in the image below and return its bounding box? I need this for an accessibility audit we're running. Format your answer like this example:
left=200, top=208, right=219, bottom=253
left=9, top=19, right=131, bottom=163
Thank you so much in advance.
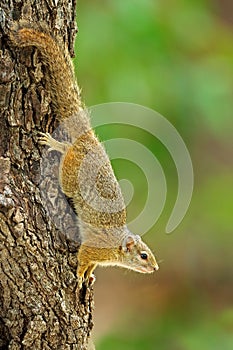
left=140, top=252, right=148, bottom=260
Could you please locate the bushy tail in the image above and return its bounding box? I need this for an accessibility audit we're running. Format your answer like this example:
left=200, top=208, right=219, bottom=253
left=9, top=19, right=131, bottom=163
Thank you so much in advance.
left=9, top=22, right=83, bottom=121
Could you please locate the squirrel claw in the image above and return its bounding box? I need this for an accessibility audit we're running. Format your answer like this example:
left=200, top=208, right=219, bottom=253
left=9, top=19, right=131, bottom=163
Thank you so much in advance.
left=37, top=132, right=51, bottom=145
left=78, top=277, right=84, bottom=290
left=88, top=273, right=96, bottom=286
left=77, top=274, right=95, bottom=290
left=37, top=132, right=68, bottom=154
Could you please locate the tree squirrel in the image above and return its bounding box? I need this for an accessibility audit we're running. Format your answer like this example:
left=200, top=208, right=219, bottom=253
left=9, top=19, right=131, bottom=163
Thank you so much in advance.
left=9, top=22, right=159, bottom=288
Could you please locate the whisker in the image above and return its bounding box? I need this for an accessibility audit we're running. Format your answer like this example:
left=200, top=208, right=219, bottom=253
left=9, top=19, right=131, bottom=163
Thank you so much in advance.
left=158, top=259, right=164, bottom=264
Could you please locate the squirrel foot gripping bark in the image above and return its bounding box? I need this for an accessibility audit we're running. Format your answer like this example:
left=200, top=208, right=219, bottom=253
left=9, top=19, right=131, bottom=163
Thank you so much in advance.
left=38, top=132, right=70, bottom=153
left=10, top=23, right=159, bottom=289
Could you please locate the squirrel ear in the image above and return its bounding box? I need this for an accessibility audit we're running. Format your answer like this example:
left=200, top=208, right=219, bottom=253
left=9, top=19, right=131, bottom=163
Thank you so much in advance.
left=122, top=235, right=136, bottom=252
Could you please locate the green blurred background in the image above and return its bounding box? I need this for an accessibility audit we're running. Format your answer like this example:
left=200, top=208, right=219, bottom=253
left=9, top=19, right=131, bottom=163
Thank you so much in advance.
left=74, top=0, right=233, bottom=349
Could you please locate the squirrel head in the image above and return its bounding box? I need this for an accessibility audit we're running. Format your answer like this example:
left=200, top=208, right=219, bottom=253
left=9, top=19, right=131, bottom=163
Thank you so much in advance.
left=119, top=234, right=159, bottom=273
left=79, top=222, right=159, bottom=274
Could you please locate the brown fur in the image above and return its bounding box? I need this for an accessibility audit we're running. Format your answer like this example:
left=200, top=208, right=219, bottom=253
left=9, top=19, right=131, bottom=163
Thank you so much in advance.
left=9, top=23, right=83, bottom=120
left=10, top=23, right=159, bottom=288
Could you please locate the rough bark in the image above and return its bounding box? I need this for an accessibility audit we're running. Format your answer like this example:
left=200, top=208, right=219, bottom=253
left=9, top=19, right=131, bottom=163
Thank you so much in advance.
left=0, top=1, right=94, bottom=349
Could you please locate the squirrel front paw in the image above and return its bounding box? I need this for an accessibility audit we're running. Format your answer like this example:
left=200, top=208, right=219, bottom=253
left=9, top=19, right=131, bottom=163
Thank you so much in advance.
left=78, top=273, right=96, bottom=290
left=77, top=260, right=97, bottom=289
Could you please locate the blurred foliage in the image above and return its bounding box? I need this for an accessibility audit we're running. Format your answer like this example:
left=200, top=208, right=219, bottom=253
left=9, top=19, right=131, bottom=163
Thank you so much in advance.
left=98, top=306, right=233, bottom=350
left=74, top=0, right=233, bottom=349
left=74, top=0, right=233, bottom=138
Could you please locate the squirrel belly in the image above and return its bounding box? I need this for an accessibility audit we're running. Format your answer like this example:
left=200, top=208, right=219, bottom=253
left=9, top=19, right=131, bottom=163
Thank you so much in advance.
left=10, top=23, right=159, bottom=288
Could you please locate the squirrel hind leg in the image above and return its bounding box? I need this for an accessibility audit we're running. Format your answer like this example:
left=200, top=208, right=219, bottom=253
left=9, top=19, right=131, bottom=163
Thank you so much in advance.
left=38, top=132, right=70, bottom=154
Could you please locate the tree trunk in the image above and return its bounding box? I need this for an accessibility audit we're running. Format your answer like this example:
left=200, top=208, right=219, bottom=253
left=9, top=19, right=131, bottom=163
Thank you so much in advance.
left=0, top=1, right=94, bottom=349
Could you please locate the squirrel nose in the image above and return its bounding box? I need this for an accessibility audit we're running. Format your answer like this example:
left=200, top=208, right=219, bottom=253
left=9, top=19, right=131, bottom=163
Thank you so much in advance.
left=154, top=264, right=159, bottom=271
